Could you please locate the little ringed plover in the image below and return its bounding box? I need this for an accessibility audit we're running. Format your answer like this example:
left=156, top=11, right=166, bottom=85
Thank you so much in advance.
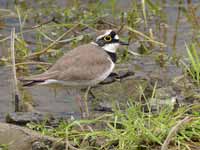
left=19, top=29, right=129, bottom=117
left=20, top=30, right=128, bottom=87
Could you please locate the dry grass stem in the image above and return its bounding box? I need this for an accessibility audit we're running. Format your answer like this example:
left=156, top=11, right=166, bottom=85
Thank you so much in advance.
left=161, top=116, right=194, bottom=150
left=15, top=61, right=52, bottom=66
left=11, top=28, right=20, bottom=112
left=26, top=24, right=80, bottom=59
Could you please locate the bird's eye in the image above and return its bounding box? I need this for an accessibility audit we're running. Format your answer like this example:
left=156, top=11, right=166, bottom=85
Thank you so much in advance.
left=104, top=36, right=112, bottom=42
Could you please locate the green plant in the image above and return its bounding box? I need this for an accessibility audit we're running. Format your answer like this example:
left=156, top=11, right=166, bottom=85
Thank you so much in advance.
left=27, top=104, right=200, bottom=150
left=0, top=144, right=8, bottom=150
left=182, top=43, right=200, bottom=85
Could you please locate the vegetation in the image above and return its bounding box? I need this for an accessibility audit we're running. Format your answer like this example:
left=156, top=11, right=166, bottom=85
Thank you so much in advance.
left=27, top=103, right=200, bottom=149
left=0, top=144, right=8, bottom=150
left=182, top=43, right=200, bottom=85
left=0, top=0, right=200, bottom=150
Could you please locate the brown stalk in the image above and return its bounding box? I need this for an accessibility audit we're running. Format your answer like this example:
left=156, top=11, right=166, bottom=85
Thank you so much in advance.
left=15, top=61, right=52, bottom=66
left=172, top=0, right=182, bottom=52
left=11, top=28, right=20, bottom=112
left=161, top=116, right=193, bottom=150
left=116, top=24, right=125, bottom=34
left=26, top=24, right=80, bottom=59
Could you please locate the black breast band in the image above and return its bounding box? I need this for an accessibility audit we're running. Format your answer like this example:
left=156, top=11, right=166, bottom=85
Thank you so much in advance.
left=105, top=51, right=117, bottom=63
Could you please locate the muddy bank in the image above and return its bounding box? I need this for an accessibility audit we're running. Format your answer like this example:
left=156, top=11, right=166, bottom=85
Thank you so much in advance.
left=0, top=122, right=65, bottom=150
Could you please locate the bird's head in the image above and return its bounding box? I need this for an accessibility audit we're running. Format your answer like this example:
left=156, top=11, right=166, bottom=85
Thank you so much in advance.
left=94, top=30, right=129, bottom=53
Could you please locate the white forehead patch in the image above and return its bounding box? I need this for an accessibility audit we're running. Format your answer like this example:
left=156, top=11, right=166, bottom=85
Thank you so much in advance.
left=96, top=30, right=112, bottom=40
left=114, top=35, right=119, bottom=40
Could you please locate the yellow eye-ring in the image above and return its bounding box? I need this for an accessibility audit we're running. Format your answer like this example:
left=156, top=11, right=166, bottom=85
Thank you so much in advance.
left=104, top=36, right=112, bottom=42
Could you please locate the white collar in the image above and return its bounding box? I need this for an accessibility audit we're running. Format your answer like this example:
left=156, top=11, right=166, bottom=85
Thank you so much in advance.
left=91, top=42, right=119, bottom=53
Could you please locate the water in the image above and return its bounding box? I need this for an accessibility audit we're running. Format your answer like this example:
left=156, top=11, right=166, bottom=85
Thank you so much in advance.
left=0, top=67, right=12, bottom=121
left=0, top=0, right=199, bottom=120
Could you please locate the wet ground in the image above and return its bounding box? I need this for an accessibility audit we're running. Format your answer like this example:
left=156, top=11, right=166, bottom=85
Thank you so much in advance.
left=0, top=67, right=12, bottom=121
left=0, top=0, right=200, bottom=120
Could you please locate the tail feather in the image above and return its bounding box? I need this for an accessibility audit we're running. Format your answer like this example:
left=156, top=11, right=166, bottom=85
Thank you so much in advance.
left=18, top=77, right=45, bottom=86
left=21, top=80, right=44, bottom=86
left=18, top=71, right=58, bottom=86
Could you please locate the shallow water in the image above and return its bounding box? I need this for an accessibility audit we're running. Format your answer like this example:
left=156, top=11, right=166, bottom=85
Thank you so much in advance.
left=0, top=0, right=199, bottom=120
left=0, top=67, right=12, bottom=121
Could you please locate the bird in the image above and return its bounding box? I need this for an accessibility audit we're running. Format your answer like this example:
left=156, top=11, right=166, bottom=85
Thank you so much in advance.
left=19, top=29, right=129, bottom=117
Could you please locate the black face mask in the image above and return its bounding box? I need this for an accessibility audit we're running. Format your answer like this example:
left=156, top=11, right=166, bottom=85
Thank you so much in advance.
left=95, top=31, right=129, bottom=47
left=96, top=39, right=106, bottom=46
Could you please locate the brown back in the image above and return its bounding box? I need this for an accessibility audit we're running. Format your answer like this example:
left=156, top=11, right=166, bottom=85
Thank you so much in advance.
left=24, top=43, right=112, bottom=82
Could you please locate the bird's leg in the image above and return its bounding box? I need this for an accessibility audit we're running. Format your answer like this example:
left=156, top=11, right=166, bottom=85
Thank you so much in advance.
left=83, top=86, right=90, bottom=118
left=89, top=88, right=96, bottom=99
left=75, top=94, right=86, bottom=118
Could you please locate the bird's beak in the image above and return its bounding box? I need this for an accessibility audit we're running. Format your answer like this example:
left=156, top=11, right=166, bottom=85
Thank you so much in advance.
left=119, top=40, right=129, bottom=45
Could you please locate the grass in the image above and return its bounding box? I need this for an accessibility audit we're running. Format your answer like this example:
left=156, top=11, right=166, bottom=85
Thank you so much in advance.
left=182, top=43, right=200, bottom=85
left=5, top=0, right=166, bottom=59
left=27, top=103, right=200, bottom=150
left=0, top=0, right=200, bottom=150
left=26, top=80, right=200, bottom=149
left=0, top=144, right=8, bottom=150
